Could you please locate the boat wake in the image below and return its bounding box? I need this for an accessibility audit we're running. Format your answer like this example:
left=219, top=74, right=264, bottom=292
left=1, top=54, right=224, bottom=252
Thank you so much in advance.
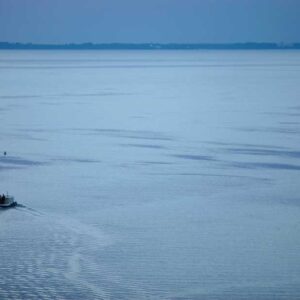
left=14, top=203, right=44, bottom=216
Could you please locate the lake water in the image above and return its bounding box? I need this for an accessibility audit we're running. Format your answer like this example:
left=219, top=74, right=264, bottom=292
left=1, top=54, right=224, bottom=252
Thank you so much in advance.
left=0, top=50, right=300, bottom=299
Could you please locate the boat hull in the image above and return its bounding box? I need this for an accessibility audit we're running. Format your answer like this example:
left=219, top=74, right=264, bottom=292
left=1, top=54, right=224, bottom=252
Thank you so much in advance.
left=0, top=196, right=17, bottom=208
left=0, top=202, right=17, bottom=208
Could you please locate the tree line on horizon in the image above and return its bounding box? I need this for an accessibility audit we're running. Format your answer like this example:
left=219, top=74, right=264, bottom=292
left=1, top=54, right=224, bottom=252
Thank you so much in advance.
left=0, top=42, right=299, bottom=50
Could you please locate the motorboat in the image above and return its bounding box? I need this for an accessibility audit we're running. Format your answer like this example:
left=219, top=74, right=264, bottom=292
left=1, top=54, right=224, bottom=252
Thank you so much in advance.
left=0, top=194, right=17, bottom=208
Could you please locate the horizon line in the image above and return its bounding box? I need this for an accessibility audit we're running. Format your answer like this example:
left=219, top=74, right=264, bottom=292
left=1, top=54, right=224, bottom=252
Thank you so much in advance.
left=1, top=41, right=300, bottom=50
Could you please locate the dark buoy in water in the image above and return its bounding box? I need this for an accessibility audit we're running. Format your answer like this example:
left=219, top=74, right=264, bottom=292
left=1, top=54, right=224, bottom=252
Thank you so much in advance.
left=4, top=151, right=6, bottom=156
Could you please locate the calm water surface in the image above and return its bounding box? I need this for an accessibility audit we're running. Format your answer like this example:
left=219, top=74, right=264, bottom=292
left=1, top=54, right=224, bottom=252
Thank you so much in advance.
left=0, top=50, right=300, bottom=299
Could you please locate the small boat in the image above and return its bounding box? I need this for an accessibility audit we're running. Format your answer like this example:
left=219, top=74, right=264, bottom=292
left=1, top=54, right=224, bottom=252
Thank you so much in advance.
left=0, top=194, right=17, bottom=208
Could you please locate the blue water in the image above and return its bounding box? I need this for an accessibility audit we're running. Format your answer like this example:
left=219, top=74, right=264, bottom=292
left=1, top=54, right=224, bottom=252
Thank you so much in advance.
left=0, top=50, right=300, bottom=299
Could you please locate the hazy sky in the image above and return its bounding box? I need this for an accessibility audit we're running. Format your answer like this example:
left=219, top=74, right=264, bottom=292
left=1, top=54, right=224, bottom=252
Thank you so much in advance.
left=0, top=0, right=299, bottom=43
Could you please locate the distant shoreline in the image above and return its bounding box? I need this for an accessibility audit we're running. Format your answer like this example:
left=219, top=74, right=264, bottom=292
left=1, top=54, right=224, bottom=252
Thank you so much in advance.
left=1, top=42, right=300, bottom=50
